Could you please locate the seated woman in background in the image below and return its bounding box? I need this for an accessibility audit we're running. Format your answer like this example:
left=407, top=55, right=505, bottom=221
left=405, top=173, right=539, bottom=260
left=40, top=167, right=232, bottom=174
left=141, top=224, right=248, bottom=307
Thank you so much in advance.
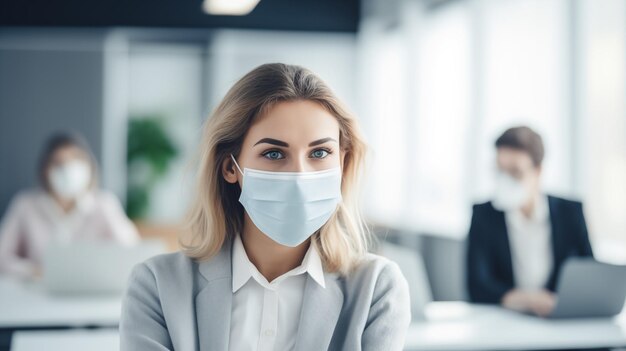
left=466, top=126, right=593, bottom=317
left=0, top=131, right=139, bottom=279
left=120, top=63, right=411, bottom=351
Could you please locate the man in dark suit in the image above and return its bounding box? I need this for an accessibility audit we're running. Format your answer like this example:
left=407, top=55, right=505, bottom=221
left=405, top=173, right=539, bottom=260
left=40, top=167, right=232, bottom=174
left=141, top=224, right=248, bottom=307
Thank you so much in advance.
left=466, top=126, right=593, bottom=317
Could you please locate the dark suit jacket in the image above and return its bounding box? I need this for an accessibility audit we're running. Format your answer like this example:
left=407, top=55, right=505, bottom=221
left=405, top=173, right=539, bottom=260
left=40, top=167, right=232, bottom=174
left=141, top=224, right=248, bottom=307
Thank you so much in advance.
left=466, top=195, right=594, bottom=304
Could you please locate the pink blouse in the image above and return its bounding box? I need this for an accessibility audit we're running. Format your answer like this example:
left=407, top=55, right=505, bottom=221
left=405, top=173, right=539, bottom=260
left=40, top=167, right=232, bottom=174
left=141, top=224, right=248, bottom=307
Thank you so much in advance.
left=0, top=189, right=139, bottom=278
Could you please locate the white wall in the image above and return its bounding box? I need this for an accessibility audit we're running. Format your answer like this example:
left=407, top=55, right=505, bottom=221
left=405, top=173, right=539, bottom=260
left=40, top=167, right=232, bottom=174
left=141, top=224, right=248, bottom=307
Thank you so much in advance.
left=474, top=0, right=572, bottom=200
left=206, top=29, right=358, bottom=114
left=357, top=0, right=626, bottom=254
left=575, top=0, right=626, bottom=262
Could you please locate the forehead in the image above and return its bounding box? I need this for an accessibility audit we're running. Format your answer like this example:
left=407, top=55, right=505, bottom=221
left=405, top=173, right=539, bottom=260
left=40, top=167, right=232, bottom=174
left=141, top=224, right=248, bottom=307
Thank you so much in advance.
left=496, top=147, right=534, bottom=168
left=50, top=145, right=87, bottom=161
left=245, top=100, right=340, bottom=144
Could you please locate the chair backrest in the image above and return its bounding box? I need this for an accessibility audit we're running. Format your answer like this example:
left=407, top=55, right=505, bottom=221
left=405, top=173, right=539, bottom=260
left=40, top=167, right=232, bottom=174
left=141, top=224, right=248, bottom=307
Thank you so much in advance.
left=378, top=241, right=432, bottom=320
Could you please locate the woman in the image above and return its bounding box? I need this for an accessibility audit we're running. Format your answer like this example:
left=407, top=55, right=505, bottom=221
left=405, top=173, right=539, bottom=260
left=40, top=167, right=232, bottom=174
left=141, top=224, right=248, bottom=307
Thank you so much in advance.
left=120, top=63, right=411, bottom=350
left=0, top=132, right=139, bottom=278
left=467, top=126, right=593, bottom=317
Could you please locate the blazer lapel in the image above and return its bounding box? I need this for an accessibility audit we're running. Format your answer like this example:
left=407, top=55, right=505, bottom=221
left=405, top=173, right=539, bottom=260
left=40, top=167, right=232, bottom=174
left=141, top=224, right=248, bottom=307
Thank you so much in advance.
left=294, top=273, right=344, bottom=351
left=196, top=238, right=234, bottom=351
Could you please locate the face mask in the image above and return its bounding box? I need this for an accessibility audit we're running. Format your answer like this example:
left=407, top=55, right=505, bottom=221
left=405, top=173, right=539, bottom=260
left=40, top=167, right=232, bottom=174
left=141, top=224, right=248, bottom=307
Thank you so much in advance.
left=230, top=154, right=342, bottom=247
left=48, top=160, right=91, bottom=200
left=492, top=171, right=529, bottom=211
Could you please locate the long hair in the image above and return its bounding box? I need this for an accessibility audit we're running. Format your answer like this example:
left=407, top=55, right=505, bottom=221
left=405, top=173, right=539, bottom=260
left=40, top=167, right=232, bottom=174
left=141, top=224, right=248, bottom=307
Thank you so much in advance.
left=180, top=63, right=370, bottom=275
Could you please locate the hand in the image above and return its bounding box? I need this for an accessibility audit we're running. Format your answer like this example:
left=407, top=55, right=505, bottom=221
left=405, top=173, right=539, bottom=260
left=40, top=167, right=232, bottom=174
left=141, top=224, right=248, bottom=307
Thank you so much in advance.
left=502, top=289, right=557, bottom=317
left=527, top=290, right=556, bottom=317
left=30, top=265, right=44, bottom=280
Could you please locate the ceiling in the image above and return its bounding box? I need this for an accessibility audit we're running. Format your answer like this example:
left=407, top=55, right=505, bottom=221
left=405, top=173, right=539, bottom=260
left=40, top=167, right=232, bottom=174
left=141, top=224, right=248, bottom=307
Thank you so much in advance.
left=0, top=0, right=360, bottom=32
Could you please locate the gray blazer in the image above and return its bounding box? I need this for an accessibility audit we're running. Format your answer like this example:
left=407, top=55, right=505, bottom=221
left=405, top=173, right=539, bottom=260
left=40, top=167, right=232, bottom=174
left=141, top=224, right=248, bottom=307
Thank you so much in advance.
left=120, top=237, right=411, bottom=351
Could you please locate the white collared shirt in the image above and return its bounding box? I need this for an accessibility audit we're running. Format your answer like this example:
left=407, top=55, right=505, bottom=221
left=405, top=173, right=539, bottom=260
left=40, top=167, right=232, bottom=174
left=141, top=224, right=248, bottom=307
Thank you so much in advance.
left=39, top=191, right=96, bottom=244
left=505, top=195, right=553, bottom=290
left=228, top=234, right=326, bottom=351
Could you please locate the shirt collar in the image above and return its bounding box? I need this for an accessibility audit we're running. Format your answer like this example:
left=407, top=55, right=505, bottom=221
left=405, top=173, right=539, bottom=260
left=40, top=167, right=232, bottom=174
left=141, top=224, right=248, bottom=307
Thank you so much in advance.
left=508, top=194, right=550, bottom=223
left=231, top=233, right=326, bottom=293
left=41, top=189, right=96, bottom=216
left=534, top=194, right=550, bottom=221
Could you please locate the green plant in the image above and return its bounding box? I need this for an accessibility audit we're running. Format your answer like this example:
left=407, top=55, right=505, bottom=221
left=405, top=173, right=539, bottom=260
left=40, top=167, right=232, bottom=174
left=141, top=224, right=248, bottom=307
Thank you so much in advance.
left=126, top=116, right=178, bottom=219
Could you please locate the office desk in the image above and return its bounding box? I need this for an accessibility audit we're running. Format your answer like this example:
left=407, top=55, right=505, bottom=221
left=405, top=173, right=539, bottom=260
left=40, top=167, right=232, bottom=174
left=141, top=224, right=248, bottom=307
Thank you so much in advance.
left=405, top=301, right=626, bottom=350
left=0, top=277, right=121, bottom=328
left=11, top=330, right=118, bottom=351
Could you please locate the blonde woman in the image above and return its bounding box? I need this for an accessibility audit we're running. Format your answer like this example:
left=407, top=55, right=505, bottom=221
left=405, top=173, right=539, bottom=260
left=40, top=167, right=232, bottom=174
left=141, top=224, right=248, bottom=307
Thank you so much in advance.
left=120, top=63, right=411, bottom=350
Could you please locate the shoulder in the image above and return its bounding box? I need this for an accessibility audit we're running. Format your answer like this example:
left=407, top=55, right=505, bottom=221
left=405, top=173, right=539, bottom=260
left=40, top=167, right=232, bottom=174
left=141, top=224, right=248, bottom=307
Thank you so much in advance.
left=125, top=252, right=199, bottom=309
left=547, top=194, right=583, bottom=212
left=126, top=252, right=199, bottom=299
left=340, top=253, right=412, bottom=324
left=132, top=251, right=196, bottom=282
left=468, top=201, right=499, bottom=234
left=472, top=200, right=497, bottom=214
left=13, top=189, right=43, bottom=205
left=3, top=189, right=42, bottom=214
left=91, top=190, right=124, bottom=207
left=343, top=253, right=409, bottom=296
left=354, top=253, right=404, bottom=278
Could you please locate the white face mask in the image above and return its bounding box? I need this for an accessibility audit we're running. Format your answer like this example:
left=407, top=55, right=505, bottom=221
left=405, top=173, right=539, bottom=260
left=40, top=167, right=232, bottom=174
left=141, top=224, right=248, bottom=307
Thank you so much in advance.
left=48, top=160, right=91, bottom=200
left=492, top=171, right=529, bottom=211
left=230, top=154, right=342, bottom=247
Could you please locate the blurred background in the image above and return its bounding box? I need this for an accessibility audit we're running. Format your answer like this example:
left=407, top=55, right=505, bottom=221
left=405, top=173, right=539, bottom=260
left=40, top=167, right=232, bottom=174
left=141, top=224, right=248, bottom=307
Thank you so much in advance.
left=0, top=1, right=625, bottom=348
left=1, top=0, right=625, bottom=300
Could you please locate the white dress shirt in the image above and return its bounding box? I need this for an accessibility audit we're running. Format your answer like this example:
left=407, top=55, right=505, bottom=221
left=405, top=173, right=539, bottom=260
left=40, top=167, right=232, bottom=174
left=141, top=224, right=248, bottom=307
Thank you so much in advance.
left=228, top=234, right=326, bottom=351
left=505, top=195, right=553, bottom=290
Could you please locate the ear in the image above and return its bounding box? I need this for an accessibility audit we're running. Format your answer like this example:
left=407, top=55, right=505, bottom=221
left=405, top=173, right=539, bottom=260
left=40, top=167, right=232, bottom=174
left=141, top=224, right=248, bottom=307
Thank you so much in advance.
left=222, top=157, right=239, bottom=184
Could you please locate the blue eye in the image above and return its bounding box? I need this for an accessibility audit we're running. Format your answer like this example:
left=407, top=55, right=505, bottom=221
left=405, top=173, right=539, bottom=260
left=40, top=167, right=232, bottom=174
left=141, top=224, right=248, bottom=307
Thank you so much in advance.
left=263, top=150, right=284, bottom=160
left=311, top=149, right=329, bottom=159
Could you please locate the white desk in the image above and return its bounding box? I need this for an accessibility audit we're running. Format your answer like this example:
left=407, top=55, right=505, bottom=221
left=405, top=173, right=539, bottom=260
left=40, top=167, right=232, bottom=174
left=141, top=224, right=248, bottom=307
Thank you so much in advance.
left=0, top=277, right=121, bottom=328
left=11, top=330, right=118, bottom=351
left=405, top=302, right=626, bottom=350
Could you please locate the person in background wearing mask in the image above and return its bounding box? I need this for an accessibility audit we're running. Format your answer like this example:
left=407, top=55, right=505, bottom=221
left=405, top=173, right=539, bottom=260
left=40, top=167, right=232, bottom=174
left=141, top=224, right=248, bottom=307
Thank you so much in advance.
left=466, top=126, right=593, bottom=317
left=0, top=131, right=139, bottom=279
left=120, top=63, right=411, bottom=351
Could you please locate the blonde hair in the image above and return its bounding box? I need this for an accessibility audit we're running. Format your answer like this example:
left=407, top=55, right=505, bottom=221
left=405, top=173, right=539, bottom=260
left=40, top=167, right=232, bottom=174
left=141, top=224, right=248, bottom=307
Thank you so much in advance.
left=180, top=63, right=370, bottom=275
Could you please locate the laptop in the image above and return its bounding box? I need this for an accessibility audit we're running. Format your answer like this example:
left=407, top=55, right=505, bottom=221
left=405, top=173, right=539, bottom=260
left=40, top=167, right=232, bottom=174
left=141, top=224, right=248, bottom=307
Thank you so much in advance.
left=548, top=257, right=626, bottom=318
left=42, top=240, right=166, bottom=295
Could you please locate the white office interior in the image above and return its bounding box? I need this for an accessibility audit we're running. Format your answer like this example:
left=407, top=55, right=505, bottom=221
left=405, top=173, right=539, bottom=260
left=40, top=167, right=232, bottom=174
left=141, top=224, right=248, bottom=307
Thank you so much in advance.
left=1, top=0, right=625, bottom=350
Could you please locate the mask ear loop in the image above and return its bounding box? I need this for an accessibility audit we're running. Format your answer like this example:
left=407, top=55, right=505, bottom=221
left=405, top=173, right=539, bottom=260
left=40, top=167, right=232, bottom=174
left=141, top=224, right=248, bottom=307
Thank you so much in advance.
left=230, top=154, right=244, bottom=175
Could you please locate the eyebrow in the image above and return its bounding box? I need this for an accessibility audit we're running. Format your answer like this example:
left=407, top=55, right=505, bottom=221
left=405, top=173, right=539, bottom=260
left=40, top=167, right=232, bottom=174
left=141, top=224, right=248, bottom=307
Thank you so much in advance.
left=254, top=138, right=289, bottom=147
left=253, top=137, right=338, bottom=147
left=308, top=137, right=338, bottom=147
